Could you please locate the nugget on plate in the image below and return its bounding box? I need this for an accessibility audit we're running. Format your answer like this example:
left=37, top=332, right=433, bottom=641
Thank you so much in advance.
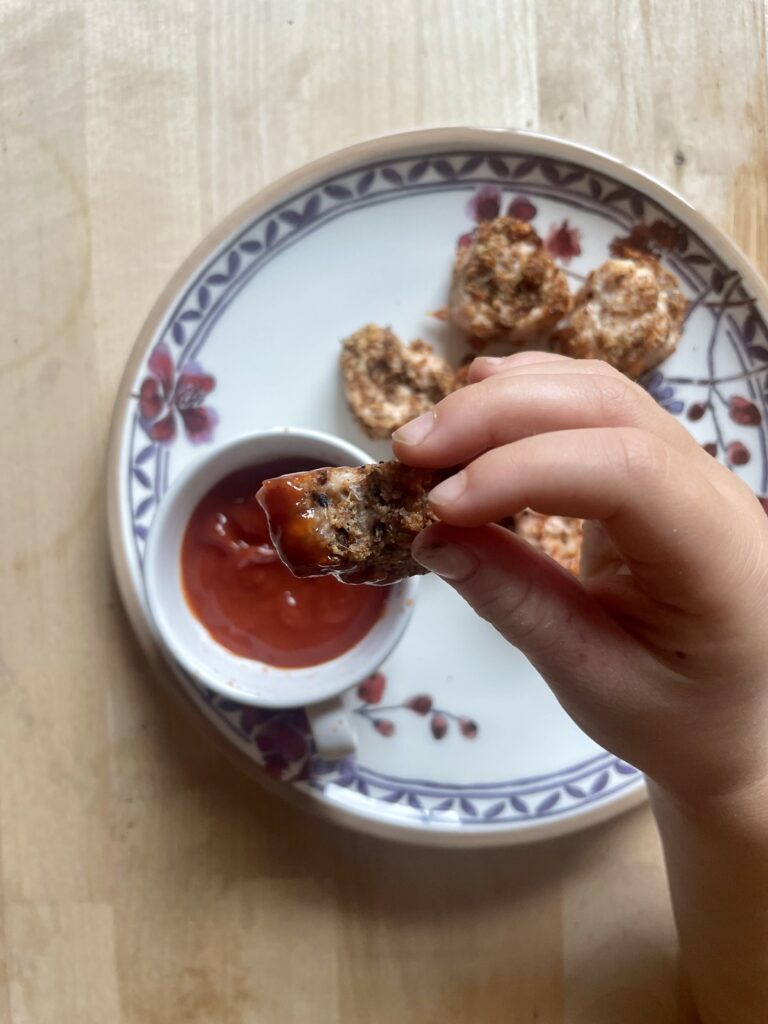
left=514, top=510, right=583, bottom=576
left=258, top=461, right=443, bottom=585
left=552, top=251, right=687, bottom=378
left=452, top=357, right=474, bottom=389
left=449, top=217, right=571, bottom=347
left=340, top=324, right=455, bottom=439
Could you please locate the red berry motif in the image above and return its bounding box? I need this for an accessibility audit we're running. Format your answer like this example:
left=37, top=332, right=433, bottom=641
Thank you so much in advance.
left=728, top=396, right=761, bottom=426
left=406, top=694, right=433, bottom=715
left=727, top=441, right=750, bottom=465
left=357, top=672, right=386, bottom=704
left=459, top=717, right=478, bottom=739
left=687, top=402, right=707, bottom=422
left=431, top=713, right=448, bottom=740
left=355, top=686, right=478, bottom=741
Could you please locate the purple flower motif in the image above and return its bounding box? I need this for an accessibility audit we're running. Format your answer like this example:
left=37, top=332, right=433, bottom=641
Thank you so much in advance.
left=137, top=342, right=219, bottom=445
left=544, top=219, right=582, bottom=262
left=173, top=362, right=219, bottom=443
left=256, top=719, right=308, bottom=765
left=642, top=371, right=685, bottom=415
left=466, top=185, right=501, bottom=222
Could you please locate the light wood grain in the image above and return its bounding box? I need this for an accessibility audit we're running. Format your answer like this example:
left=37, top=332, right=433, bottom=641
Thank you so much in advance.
left=0, top=1, right=765, bottom=1020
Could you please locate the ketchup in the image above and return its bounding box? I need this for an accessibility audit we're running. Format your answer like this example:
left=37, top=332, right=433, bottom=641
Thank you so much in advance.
left=180, top=460, right=386, bottom=667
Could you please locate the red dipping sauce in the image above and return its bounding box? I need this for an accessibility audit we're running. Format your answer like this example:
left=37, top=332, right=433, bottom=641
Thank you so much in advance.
left=180, top=460, right=387, bottom=668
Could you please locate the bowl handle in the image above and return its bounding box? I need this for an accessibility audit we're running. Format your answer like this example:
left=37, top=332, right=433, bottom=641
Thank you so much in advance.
left=305, top=696, right=357, bottom=760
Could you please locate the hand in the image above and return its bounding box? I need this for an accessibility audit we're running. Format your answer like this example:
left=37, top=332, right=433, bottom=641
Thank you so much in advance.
left=392, top=352, right=768, bottom=801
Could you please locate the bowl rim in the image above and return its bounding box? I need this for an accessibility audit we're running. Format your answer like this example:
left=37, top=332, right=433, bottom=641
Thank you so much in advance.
left=142, top=426, right=420, bottom=708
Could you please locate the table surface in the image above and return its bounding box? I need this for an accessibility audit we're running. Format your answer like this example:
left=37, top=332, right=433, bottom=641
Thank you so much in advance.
left=2, top=2, right=766, bottom=1021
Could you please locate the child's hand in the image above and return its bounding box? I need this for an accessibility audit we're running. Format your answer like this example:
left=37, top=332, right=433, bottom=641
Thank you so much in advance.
left=392, top=352, right=768, bottom=802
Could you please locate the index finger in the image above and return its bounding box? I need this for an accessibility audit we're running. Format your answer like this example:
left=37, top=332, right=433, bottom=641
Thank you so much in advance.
left=427, top=426, right=755, bottom=615
left=466, top=350, right=572, bottom=384
left=392, top=366, right=705, bottom=469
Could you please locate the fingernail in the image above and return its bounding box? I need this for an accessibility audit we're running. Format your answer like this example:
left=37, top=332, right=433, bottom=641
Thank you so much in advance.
left=429, top=472, right=466, bottom=506
left=393, top=411, right=435, bottom=446
left=412, top=540, right=478, bottom=581
left=475, top=356, right=504, bottom=366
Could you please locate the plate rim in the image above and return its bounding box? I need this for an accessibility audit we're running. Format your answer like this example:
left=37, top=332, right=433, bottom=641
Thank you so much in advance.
left=106, top=125, right=768, bottom=846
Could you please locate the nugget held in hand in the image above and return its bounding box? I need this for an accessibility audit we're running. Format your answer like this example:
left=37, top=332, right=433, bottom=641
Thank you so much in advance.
left=552, top=250, right=687, bottom=378
left=341, top=324, right=455, bottom=439
left=258, top=461, right=444, bottom=585
left=450, top=217, right=571, bottom=347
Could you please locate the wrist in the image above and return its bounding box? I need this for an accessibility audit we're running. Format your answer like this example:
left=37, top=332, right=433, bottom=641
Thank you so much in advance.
left=648, top=769, right=768, bottom=837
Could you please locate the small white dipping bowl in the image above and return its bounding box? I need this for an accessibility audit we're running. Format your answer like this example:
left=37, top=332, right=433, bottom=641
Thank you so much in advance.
left=143, top=428, right=419, bottom=758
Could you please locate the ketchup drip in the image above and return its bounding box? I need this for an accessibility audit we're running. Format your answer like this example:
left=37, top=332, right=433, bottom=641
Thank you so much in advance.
left=180, top=460, right=386, bottom=667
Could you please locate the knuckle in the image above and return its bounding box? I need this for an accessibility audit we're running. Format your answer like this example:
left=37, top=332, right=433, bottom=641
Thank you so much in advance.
left=472, top=575, right=560, bottom=653
left=484, top=375, right=522, bottom=445
left=581, top=358, right=625, bottom=379
left=472, top=574, right=534, bottom=630
left=592, top=375, right=642, bottom=424
left=612, top=427, right=670, bottom=484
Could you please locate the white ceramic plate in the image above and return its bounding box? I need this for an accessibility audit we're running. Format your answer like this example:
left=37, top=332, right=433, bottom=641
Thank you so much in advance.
left=108, top=128, right=768, bottom=847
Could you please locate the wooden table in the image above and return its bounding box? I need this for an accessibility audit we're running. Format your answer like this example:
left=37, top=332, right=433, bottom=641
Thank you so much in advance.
left=1, top=2, right=765, bottom=1020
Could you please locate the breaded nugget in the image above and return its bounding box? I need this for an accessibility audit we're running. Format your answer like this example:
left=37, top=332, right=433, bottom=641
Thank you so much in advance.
left=258, top=462, right=443, bottom=585
left=449, top=217, right=571, bottom=347
left=341, top=324, right=455, bottom=439
left=552, top=250, right=687, bottom=378
left=514, top=510, right=583, bottom=575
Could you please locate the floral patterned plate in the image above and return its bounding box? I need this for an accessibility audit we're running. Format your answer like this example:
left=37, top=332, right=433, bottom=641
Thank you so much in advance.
left=108, top=128, right=768, bottom=847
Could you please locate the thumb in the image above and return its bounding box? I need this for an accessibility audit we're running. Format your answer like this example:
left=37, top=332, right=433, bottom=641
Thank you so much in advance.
left=411, top=523, right=634, bottom=687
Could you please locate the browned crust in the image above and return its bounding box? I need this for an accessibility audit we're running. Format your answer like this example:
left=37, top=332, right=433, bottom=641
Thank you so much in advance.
left=258, top=462, right=445, bottom=585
